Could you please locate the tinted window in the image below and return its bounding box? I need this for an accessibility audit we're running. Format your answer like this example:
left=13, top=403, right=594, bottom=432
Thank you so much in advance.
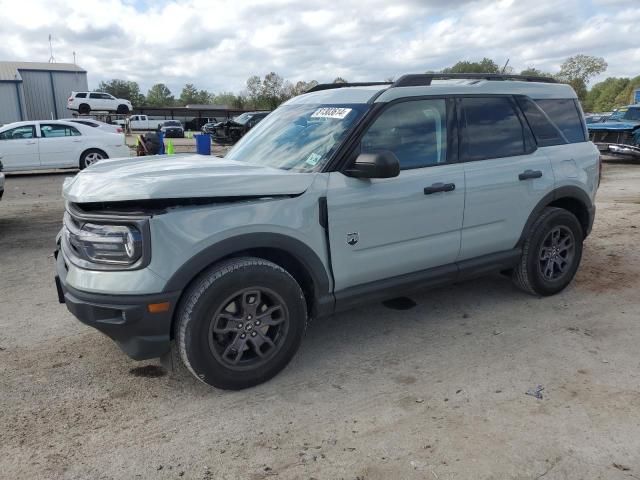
left=75, top=93, right=87, bottom=98
left=535, top=99, right=586, bottom=143
left=0, top=125, right=36, bottom=140
left=361, top=99, right=448, bottom=170
left=40, top=124, right=81, bottom=138
left=460, top=97, right=526, bottom=161
left=516, top=97, right=566, bottom=146
left=90, top=93, right=112, bottom=100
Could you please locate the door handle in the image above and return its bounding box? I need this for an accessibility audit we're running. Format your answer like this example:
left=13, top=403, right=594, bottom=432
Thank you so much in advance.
left=25, top=141, right=37, bottom=145
left=424, top=182, right=456, bottom=195
left=519, top=169, right=542, bottom=180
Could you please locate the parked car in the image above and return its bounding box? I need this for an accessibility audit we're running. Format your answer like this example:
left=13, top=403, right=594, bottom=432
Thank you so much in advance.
left=67, top=92, right=132, bottom=115
left=160, top=120, right=185, bottom=138
left=211, top=111, right=269, bottom=144
left=585, top=113, right=610, bottom=124
left=0, top=120, right=130, bottom=171
left=186, top=117, right=218, bottom=132
left=55, top=74, right=598, bottom=390
left=127, top=115, right=156, bottom=131
left=201, top=121, right=220, bottom=134
left=587, top=104, right=640, bottom=159
left=61, top=118, right=123, bottom=134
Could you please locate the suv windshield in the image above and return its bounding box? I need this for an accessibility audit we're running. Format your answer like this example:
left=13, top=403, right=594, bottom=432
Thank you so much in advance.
left=163, top=121, right=181, bottom=127
left=226, top=104, right=368, bottom=172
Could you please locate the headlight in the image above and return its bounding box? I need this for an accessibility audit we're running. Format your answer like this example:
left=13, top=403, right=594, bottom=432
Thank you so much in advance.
left=62, top=210, right=149, bottom=270
left=73, top=223, right=143, bottom=265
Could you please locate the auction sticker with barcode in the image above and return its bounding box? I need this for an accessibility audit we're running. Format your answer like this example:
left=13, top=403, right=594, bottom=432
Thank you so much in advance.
left=311, top=107, right=352, bottom=119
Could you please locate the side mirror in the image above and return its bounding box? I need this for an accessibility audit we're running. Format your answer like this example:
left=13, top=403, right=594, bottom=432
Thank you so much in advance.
left=345, top=151, right=400, bottom=179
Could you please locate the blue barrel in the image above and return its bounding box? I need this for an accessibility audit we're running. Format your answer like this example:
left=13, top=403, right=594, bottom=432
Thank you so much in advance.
left=156, top=131, right=165, bottom=155
left=195, top=134, right=211, bottom=155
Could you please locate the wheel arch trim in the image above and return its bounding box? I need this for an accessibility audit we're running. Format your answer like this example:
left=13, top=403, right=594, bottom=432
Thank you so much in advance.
left=163, top=232, right=334, bottom=315
left=517, top=186, right=594, bottom=247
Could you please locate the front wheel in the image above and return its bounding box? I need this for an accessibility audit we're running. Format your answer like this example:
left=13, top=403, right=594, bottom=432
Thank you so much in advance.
left=175, top=257, right=307, bottom=390
left=512, top=207, right=583, bottom=296
left=79, top=149, right=107, bottom=169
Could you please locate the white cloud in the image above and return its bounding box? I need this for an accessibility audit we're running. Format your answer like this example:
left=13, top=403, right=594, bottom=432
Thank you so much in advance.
left=0, top=0, right=637, bottom=96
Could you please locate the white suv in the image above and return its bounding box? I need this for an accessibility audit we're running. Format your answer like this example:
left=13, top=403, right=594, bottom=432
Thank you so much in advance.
left=67, top=92, right=132, bottom=115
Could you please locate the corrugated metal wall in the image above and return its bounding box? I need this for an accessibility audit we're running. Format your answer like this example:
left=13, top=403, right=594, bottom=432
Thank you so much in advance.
left=20, top=70, right=57, bottom=120
left=18, top=70, right=88, bottom=121
left=52, top=71, right=88, bottom=118
left=0, top=83, right=24, bottom=125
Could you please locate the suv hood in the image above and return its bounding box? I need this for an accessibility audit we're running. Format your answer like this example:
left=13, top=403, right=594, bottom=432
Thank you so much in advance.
left=63, top=154, right=316, bottom=203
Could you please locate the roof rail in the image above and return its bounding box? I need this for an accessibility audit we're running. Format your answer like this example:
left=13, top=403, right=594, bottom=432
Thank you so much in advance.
left=306, top=82, right=392, bottom=93
left=392, top=73, right=557, bottom=87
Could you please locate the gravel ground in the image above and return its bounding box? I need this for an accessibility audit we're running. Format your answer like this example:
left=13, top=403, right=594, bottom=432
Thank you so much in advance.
left=1, top=161, right=639, bottom=480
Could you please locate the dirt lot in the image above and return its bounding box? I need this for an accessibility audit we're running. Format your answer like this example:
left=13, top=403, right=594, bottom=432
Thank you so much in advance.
left=1, top=161, right=639, bottom=480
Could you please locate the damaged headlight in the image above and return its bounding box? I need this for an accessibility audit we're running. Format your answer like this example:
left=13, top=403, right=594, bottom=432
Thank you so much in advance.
left=62, top=210, right=150, bottom=270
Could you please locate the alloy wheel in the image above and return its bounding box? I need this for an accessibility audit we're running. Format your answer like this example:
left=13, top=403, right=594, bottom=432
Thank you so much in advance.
left=208, top=287, right=289, bottom=370
left=538, top=225, right=575, bottom=281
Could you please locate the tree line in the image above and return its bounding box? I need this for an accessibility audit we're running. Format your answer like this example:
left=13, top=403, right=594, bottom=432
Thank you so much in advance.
left=95, top=54, right=637, bottom=113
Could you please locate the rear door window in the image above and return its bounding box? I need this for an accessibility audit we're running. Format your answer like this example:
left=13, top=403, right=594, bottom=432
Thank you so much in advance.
left=534, top=99, right=586, bottom=143
left=459, top=97, right=527, bottom=161
left=75, top=93, right=87, bottom=98
left=40, top=124, right=82, bottom=137
left=515, top=97, right=566, bottom=147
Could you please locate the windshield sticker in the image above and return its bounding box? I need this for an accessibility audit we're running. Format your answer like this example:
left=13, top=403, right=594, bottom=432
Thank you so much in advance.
left=305, top=152, right=322, bottom=166
left=311, top=107, right=352, bottom=119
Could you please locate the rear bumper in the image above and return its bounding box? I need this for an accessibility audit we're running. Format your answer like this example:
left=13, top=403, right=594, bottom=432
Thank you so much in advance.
left=55, top=250, right=179, bottom=360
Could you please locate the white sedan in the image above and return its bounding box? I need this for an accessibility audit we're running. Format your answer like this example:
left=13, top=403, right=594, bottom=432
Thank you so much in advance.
left=0, top=120, right=131, bottom=172
left=0, top=120, right=130, bottom=172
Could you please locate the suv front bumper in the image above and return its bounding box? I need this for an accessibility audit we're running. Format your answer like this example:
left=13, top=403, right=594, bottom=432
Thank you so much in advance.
left=54, top=250, right=180, bottom=360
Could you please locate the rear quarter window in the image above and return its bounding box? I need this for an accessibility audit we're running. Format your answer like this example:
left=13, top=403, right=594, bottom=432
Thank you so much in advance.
left=75, top=93, right=87, bottom=98
left=534, top=99, right=586, bottom=143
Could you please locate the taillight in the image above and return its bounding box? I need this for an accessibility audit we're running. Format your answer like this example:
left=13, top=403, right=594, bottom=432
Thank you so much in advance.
left=68, top=96, right=73, bottom=102
left=116, top=128, right=123, bottom=133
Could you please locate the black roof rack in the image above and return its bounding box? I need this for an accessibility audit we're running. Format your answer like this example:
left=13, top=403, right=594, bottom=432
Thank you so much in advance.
left=306, top=82, right=392, bottom=93
left=392, top=73, right=557, bottom=87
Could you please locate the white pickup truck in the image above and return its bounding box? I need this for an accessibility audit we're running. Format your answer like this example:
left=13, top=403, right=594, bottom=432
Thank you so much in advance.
left=127, top=115, right=162, bottom=131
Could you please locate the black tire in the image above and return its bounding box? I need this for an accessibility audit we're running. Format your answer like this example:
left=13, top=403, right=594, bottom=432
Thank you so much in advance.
left=116, top=104, right=130, bottom=114
left=78, top=103, right=90, bottom=115
left=512, top=207, right=583, bottom=296
left=175, top=257, right=307, bottom=390
left=79, top=149, right=108, bottom=170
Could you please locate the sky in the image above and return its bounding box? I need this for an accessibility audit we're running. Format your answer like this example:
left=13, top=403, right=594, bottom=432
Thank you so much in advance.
left=0, top=0, right=638, bottom=96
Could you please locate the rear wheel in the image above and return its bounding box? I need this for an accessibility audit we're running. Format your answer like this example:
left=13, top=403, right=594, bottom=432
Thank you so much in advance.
left=78, top=103, right=90, bottom=115
left=512, top=207, right=583, bottom=296
left=176, top=257, right=307, bottom=390
left=116, top=104, right=130, bottom=114
left=79, top=149, right=107, bottom=169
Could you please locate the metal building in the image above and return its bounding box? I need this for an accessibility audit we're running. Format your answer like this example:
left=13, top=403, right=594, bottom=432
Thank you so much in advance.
left=0, top=61, right=88, bottom=125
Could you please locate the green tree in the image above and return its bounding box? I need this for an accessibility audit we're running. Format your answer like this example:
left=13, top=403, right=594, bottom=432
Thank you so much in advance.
left=556, top=54, right=607, bottom=102
left=212, top=92, right=242, bottom=108
left=262, top=72, right=284, bottom=109
left=96, top=79, right=145, bottom=105
left=441, top=57, right=500, bottom=74
left=146, top=83, right=175, bottom=106
left=179, top=83, right=199, bottom=104
left=333, top=77, right=348, bottom=84
left=245, top=75, right=263, bottom=107
left=583, top=77, right=630, bottom=112
left=520, top=67, right=553, bottom=78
